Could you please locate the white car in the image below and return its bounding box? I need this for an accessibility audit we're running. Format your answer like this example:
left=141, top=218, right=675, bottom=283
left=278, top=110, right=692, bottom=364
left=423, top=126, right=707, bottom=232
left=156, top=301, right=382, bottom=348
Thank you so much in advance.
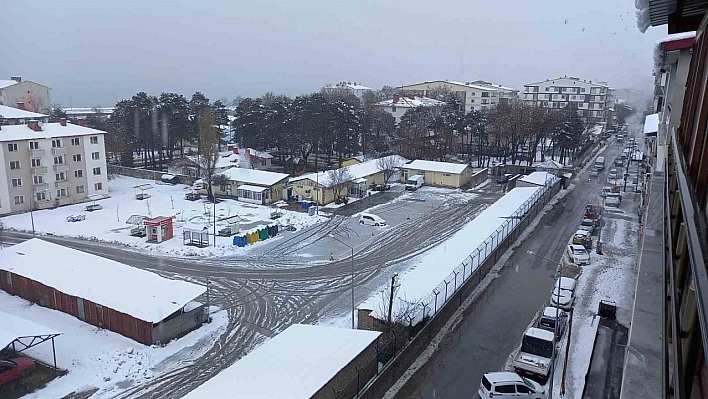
left=605, top=193, right=622, bottom=207
left=608, top=168, right=620, bottom=181
left=550, top=276, right=577, bottom=310
left=359, top=213, right=386, bottom=226
left=479, top=372, right=546, bottom=399
left=578, top=219, right=596, bottom=234
left=567, top=244, right=590, bottom=265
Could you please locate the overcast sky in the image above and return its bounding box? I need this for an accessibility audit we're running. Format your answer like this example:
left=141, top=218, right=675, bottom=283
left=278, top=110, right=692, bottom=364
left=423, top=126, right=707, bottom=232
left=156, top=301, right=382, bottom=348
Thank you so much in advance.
left=2, top=0, right=667, bottom=106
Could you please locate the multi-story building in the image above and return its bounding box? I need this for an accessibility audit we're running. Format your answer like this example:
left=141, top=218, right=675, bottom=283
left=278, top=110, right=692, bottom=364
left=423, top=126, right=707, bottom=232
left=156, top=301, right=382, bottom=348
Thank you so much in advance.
left=375, top=95, right=446, bottom=124
left=466, top=80, right=519, bottom=104
left=0, top=118, right=108, bottom=215
left=522, top=76, right=614, bottom=127
left=400, top=80, right=515, bottom=113
left=0, top=104, right=48, bottom=125
left=0, top=77, right=52, bottom=114
left=323, top=82, right=373, bottom=100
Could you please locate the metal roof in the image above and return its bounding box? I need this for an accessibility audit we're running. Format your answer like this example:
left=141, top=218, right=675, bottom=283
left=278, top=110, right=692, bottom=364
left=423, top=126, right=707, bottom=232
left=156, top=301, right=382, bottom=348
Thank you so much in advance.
left=648, top=0, right=708, bottom=27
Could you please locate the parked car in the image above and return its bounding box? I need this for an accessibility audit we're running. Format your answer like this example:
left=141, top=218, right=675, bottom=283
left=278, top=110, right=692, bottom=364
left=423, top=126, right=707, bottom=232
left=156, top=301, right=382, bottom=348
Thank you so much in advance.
left=567, top=244, right=590, bottom=265
left=578, top=218, right=596, bottom=234
left=66, top=214, right=86, bottom=222
left=614, top=158, right=625, bottom=168
left=537, top=306, right=568, bottom=337
left=85, top=204, right=103, bottom=212
left=572, top=230, right=592, bottom=249
left=359, top=213, right=386, bottom=226
left=550, top=276, right=577, bottom=310
left=513, top=327, right=556, bottom=383
left=608, top=168, right=620, bottom=181
left=479, top=372, right=546, bottom=399
left=373, top=184, right=391, bottom=191
left=617, top=134, right=624, bottom=142
left=589, top=169, right=599, bottom=178
left=605, top=193, right=622, bottom=208
left=0, top=357, right=35, bottom=386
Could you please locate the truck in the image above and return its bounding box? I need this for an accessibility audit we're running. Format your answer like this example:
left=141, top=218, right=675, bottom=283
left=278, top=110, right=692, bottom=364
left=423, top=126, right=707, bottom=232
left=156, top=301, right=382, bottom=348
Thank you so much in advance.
left=594, top=156, right=605, bottom=171
left=405, top=174, right=424, bottom=191
left=513, top=327, right=555, bottom=383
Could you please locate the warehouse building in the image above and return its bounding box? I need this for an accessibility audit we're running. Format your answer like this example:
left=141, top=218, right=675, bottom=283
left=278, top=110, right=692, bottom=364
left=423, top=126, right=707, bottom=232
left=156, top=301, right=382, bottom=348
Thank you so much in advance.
left=400, top=160, right=479, bottom=188
left=0, top=239, right=207, bottom=345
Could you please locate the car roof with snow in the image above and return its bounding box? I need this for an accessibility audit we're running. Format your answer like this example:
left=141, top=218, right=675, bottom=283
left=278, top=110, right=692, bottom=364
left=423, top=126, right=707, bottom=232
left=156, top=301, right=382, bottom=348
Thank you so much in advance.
left=556, top=276, right=577, bottom=289
left=543, top=306, right=565, bottom=318
left=574, top=229, right=589, bottom=236
left=581, top=218, right=594, bottom=224
left=525, top=327, right=554, bottom=341
left=569, top=244, right=587, bottom=251
left=484, top=371, right=524, bottom=383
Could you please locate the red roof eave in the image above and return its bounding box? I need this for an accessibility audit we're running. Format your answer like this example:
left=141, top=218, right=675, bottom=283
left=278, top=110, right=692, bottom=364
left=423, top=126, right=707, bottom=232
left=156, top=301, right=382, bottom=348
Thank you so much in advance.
left=663, top=37, right=695, bottom=51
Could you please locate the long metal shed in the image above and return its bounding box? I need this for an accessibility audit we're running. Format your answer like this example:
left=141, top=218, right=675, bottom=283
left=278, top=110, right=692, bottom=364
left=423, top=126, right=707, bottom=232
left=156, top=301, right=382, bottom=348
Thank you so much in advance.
left=0, top=239, right=207, bottom=345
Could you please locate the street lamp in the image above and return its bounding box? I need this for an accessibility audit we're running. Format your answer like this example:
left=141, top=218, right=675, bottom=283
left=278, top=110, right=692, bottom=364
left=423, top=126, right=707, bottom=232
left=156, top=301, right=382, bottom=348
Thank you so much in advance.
left=329, top=233, right=355, bottom=329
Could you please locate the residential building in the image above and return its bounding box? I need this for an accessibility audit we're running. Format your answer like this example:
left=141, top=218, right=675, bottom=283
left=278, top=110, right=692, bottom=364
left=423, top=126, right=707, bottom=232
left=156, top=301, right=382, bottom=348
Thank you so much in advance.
left=400, top=80, right=514, bottom=113
left=623, top=2, right=708, bottom=399
left=0, top=104, right=48, bottom=125
left=0, top=77, right=52, bottom=114
left=323, top=82, right=373, bottom=99
left=0, top=118, right=108, bottom=215
left=466, top=80, right=520, bottom=104
left=522, top=76, right=614, bottom=127
left=375, top=95, right=446, bottom=124
left=210, top=167, right=289, bottom=205
left=167, top=147, right=275, bottom=177
left=63, top=107, right=115, bottom=119
left=399, top=160, right=475, bottom=188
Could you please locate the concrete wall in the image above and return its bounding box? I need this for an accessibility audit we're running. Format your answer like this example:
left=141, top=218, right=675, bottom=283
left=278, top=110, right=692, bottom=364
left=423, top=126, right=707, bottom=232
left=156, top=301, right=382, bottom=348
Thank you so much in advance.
left=108, top=165, right=198, bottom=186
left=356, top=181, right=562, bottom=399
left=312, top=338, right=380, bottom=399
left=152, top=304, right=207, bottom=345
left=0, top=81, right=52, bottom=114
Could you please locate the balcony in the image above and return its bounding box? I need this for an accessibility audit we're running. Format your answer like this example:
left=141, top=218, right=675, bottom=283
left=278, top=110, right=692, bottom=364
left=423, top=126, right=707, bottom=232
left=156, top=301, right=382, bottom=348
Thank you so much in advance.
left=55, top=180, right=70, bottom=189
left=53, top=164, right=69, bottom=172
left=33, top=182, right=49, bottom=191
left=31, top=149, right=45, bottom=157
left=51, top=147, right=67, bottom=156
left=32, top=166, right=47, bottom=175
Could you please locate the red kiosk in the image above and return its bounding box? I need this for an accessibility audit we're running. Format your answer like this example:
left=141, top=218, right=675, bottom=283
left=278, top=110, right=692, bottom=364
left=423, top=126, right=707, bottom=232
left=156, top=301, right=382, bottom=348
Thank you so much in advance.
left=144, top=216, right=174, bottom=243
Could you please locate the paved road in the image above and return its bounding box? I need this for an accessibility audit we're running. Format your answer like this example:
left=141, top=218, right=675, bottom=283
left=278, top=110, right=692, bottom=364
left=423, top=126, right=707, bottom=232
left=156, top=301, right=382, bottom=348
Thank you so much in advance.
left=395, top=137, right=634, bottom=398
left=1, top=186, right=504, bottom=398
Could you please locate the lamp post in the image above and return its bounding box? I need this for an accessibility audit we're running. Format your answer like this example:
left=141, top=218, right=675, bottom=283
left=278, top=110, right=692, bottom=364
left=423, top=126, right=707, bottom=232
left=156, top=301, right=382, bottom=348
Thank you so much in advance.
left=329, top=234, right=355, bottom=329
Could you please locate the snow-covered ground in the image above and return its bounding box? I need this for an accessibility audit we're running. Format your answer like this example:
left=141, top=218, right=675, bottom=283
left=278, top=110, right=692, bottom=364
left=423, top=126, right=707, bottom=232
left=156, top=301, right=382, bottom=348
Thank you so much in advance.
left=0, top=291, right=228, bottom=399
left=0, top=176, right=326, bottom=257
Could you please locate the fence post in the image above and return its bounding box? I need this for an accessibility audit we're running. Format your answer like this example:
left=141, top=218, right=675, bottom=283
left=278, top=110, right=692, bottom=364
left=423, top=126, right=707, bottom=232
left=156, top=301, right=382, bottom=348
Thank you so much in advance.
left=434, top=290, right=440, bottom=313
left=355, top=365, right=361, bottom=395
left=463, top=262, right=468, bottom=280
left=444, top=279, right=450, bottom=301
left=453, top=270, right=459, bottom=291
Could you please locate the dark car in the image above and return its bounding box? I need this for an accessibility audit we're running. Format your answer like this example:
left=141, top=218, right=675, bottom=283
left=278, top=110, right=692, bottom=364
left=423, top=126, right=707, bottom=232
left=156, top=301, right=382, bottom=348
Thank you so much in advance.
left=0, top=357, right=35, bottom=386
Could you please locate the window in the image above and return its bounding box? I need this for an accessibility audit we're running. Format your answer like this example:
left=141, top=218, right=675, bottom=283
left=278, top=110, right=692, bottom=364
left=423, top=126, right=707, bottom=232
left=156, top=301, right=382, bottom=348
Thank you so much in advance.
left=36, top=192, right=46, bottom=201
left=71, top=138, right=80, bottom=146
left=33, top=176, right=43, bottom=184
left=470, top=99, right=475, bottom=103
left=54, top=155, right=64, bottom=165
left=52, top=139, right=62, bottom=148
left=90, top=136, right=98, bottom=144
left=11, top=178, right=22, bottom=187
left=516, top=385, right=533, bottom=394
left=7, top=143, right=18, bottom=152
left=545, top=87, right=550, bottom=91
left=56, top=172, right=66, bottom=181
left=481, top=92, right=489, bottom=97
left=9, top=160, right=20, bottom=170
left=495, top=384, right=515, bottom=393
left=76, top=185, right=85, bottom=194
left=581, top=88, right=586, bottom=93
left=74, top=169, right=83, bottom=178
left=29, top=141, right=39, bottom=150
left=93, top=167, right=101, bottom=175
left=31, top=158, right=41, bottom=167
left=56, top=188, right=67, bottom=197
left=73, top=154, right=82, bottom=162
left=91, top=152, right=100, bottom=160
left=14, top=195, right=24, bottom=205
left=94, top=182, right=103, bottom=191
left=391, top=105, right=396, bottom=112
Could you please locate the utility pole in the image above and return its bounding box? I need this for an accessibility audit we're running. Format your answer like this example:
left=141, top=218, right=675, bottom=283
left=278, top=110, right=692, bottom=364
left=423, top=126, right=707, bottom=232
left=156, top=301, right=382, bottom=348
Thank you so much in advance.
left=387, top=274, right=398, bottom=327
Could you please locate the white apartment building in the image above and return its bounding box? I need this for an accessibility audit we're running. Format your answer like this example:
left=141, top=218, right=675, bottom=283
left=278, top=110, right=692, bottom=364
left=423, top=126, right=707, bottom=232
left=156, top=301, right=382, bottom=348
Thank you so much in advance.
left=400, top=80, right=516, bottom=113
left=0, top=77, right=52, bottom=114
left=523, top=76, right=614, bottom=126
left=0, top=119, right=108, bottom=215
left=375, top=95, right=446, bottom=123
left=323, top=82, right=373, bottom=99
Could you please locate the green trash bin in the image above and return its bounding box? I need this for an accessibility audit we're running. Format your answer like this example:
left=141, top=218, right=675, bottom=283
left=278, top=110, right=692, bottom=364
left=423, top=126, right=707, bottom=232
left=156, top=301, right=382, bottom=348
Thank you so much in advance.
left=258, top=227, right=269, bottom=240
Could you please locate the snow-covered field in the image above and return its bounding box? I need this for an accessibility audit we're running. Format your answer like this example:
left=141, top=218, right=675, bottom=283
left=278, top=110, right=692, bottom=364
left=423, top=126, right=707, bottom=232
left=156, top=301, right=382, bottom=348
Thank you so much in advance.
left=0, top=176, right=326, bottom=257
left=0, top=291, right=228, bottom=399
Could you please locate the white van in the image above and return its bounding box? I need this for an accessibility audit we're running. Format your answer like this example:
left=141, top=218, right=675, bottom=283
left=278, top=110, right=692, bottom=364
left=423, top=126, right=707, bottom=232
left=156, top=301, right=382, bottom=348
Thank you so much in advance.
left=405, top=174, right=424, bottom=191
left=594, top=156, right=605, bottom=171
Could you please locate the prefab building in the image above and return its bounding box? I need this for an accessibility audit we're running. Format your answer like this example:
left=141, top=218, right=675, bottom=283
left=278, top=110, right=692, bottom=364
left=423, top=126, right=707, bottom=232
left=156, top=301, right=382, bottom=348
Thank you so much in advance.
left=400, top=160, right=474, bottom=188
left=0, top=239, right=207, bottom=345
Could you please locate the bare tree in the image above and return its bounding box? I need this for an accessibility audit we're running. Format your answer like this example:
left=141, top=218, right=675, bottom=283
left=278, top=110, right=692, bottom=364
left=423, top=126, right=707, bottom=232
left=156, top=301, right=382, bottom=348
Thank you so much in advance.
left=376, top=155, right=404, bottom=186
left=197, top=109, right=221, bottom=200
left=327, top=167, right=354, bottom=202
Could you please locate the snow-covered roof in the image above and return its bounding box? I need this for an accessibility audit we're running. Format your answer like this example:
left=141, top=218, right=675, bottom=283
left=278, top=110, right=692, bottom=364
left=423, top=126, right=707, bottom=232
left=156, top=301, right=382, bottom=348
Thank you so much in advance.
left=403, top=160, right=470, bottom=174
left=376, top=96, right=446, bottom=108
left=359, top=186, right=543, bottom=319
left=525, top=327, right=554, bottom=341
left=518, top=172, right=559, bottom=187
left=532, top=159, right=564, bottom=169
left=181, top=324, right=381, bottom=399
left=329, top=82, right=373, bottom=91
left=466, top=80, right=517, bottom=92
left=653, top=31, right=696, bottom=73
left=290, top=155, right=408, bottom=187
left=644, top=113, right=659, bottom=135
left=0, top=104, right=46, bottom=119
left=0, top=122, right=105, bottom=142
left=63, top=107, right=115, bottom=115
left=0, top=239, right=206, bottom=323
left=525, top=76, right=609, bottom=88
left=0, top=311, right=61, bottom=350
left=237, top=184, right=268, bottom=192
left=222, top=167, right=289, bottom=186
left=542, top=307, right=564, bottom=318
left=0, top=80, right=18, bottom=89
left=215, top=153, right=240, bottom=169
left=588, top=124, right=604, bottom=136
left=247, top=148, right=274, bottom=159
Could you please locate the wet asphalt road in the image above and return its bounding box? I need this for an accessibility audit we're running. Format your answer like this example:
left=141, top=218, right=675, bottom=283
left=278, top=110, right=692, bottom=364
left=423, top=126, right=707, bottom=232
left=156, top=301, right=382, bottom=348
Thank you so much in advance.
left=396, top=138, right=629, bottom=399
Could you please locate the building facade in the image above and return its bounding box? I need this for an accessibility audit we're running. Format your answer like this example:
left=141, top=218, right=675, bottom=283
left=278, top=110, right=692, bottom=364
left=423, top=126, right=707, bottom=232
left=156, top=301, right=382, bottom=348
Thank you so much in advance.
left=399, top=160, right=474, bottom=188
left=400, top=80, right=515, bottom=113
left=375, top=95, right=446, bottom=123
left=0, top=119, right=108, bottom=215
left=323, top=82, right=373, bottom=99
left=0, top=77, right=52, bottom=114
left=523, top=76, right=614, bottom=127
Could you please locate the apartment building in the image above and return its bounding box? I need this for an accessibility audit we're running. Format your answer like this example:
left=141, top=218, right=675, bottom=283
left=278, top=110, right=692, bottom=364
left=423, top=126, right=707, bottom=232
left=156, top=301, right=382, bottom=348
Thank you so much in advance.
left=0, top=77, right=52, bottom=114
left=400, top=80, right=515, bottom=113
left=375, top=95, right=446, bottom=123
left=523, top=76, right=614, bottom=126
left=0, top=119, right=108, bottom=215
left=323, top=82, right=373, bottom=99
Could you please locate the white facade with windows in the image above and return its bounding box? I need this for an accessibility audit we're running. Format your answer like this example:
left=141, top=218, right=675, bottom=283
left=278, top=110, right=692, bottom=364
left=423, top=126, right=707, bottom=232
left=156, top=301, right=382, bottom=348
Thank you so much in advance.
left=523, top=76, right=614, bottom=126
left=400, top=80, right=518, bottom=113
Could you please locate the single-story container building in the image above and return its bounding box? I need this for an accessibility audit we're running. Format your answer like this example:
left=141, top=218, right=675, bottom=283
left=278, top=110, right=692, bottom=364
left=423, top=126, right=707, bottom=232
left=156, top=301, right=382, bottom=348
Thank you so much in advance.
left=0, top=239, right=207, bottom=345
left=209, top=167, right=289, bottom=205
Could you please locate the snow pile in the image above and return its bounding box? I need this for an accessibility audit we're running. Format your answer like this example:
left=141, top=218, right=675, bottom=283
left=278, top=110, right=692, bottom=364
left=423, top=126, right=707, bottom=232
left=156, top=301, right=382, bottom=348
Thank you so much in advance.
left=635, top=0, right=651, bottom=33
left=0, top=291, right=228, bottom=399
left=182, top=324, right=380, bottom=399
left=0, top=176, right=325, bottom=258
left=518, top=171, right=559, bottom=187
left=643, top=113, right=659, bottom=135
left=653, top=31, right=696, bottom=74
left=359, top=186, right=543, bottom=320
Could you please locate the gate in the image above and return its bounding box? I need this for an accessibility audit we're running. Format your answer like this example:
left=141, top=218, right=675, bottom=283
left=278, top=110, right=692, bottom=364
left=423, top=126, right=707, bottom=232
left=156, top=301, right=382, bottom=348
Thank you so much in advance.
left=77, top=297, right=85, bottom=321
